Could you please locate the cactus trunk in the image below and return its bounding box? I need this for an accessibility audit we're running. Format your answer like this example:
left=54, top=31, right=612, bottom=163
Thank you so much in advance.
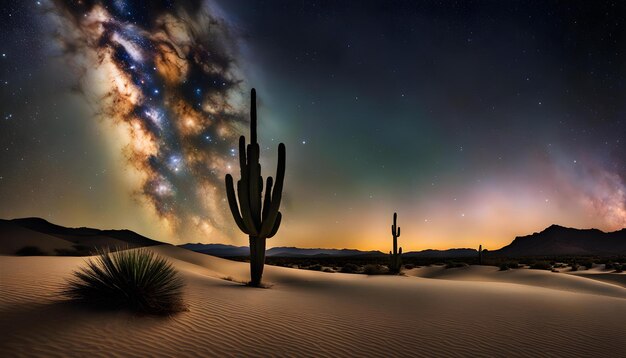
left=478, top=244, right=482, bottom=265
left=249, top=236, right=266, bottom=286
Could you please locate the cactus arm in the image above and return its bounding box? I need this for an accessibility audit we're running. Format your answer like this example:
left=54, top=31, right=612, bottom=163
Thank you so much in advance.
left=225, top=174, right=249, bottom=234
left=262, top=176, right=274, bottom=221
left=248, top=144, right=262, bottom=226
left=267, top=212, right=282, bottom=238
left=273, top=143, right=286, bottom=203
left=397, top=226, right=400, bottom=237
left=259, top=143, right=285, bottom=238
left=237, top=178, right=258, bottom=236
left=238, top=136, right=246, bottom=175
left=235, top=135, right=256, bottom=233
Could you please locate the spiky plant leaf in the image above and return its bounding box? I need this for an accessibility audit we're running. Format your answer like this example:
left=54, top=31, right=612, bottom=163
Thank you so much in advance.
left=64, top=248, right=186, bottom=315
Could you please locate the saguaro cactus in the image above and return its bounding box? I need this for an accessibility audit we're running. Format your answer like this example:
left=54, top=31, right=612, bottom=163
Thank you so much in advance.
left=389, top=212, right=402, bottom=273
left=225, top=89, right=286, bottom=287
left=478, top=244, right=482, bottom=265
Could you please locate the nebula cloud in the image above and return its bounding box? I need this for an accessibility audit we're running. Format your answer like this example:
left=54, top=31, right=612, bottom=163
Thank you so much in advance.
left=551, top=155, right=626, bottom=230
left=48, top=0, right=246, bottom=242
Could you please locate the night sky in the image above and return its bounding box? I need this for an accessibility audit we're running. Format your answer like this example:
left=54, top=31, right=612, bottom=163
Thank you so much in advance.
left=0, top=0, right=624, bottom=251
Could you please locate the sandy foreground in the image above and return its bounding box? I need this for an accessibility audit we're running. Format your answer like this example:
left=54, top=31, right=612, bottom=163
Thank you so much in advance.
left=1, top=245, right=625, bottom=357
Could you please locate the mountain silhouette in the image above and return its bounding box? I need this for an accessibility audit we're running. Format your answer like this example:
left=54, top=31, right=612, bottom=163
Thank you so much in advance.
left=2, top=217, right=624, bottom=257
left=403, top=248, right=478, bottom=258
left=179, top=243, right=386, bottom=257
left=492, top=224, right=626, bottom=256
left=0, top=217, right=160, bottom=255
left=179, top=244, right=479, bottom=258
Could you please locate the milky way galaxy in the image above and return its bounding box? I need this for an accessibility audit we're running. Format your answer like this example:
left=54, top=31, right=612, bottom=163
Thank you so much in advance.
left=48, top=0, right=246, bottom=241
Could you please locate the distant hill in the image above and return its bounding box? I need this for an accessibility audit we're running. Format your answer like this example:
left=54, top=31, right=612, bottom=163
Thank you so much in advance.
left=182, top=225, right=626, bottom=258
left=179, top=243, right=385, bottom=257
left=268, top=247, right=385, bottom=257
left=0, top=217, right=161, bottom=255
left=492, top=225, right=626, bottom=257
left=179, top=243, right=476, bottom=258
left=179, top=243, right=250, bottom=257
left=403, top=248, right=477, bottom=258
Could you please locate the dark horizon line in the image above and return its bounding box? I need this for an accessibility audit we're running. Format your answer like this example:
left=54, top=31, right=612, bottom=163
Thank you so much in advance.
left=3, top=216, right=625, bottom=254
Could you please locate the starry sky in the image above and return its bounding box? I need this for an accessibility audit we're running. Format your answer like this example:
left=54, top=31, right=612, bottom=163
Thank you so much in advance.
left=0, top=0, right=624, bottom=251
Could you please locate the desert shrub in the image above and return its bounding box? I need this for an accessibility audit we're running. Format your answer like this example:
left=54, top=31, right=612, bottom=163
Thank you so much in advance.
left=15, top=246, right=46, bottom=256
left=55, top=245, right=94, bottom=256
left=340, top=263, right=359, bottom=274
left=529, top=261, right=552, bottom=270
left=322, top=268, right=334, bottom=273
left=605, top=262, right=615, bottom=270
left=500, top=262, right=514, bottom=270
left=580, top=260, right=594, bottom=270
left=307, top=264, right=323, bottom=271
left=614, top=264, right=624, bottom=273
left=64, top=248, right=186, bottom=315
left=499, top=261, right=520, bottom=270
left=404, top=263, right=416, bottom=270
left=363, top=264, right=387, bottom=275
left=445, top=261, right=468, bottom=269
left=570, top=262, right=579, bottom=271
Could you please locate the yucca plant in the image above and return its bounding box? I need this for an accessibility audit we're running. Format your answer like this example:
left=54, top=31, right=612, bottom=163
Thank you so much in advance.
left=64, top=248, right=186, bottom=315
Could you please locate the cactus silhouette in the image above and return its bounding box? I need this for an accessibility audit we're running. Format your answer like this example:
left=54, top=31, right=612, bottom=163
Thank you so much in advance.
left=389, top=212, right=402, bottom=273
left=478, top=244, right=482, bottom=265
left=225, top=89, right=286, bottom=287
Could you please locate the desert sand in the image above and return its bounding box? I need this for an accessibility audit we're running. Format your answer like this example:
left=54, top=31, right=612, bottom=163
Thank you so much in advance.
left=1, top=245, right=625, bottom=357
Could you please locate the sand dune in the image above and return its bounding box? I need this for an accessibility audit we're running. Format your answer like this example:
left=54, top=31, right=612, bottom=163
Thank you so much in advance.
left=567, top=267, right=626, bottom=288
left=1, top=245, right=625, bottom=357
left=409, top=264, right=626, bottom=298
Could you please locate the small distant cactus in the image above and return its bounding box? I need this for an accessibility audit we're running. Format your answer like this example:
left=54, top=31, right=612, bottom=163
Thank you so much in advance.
left=389, top=212, right=402, bottom=274
left=478, top=244, right=482, bottom=265
left=225, top=89, right=286, bottom=287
